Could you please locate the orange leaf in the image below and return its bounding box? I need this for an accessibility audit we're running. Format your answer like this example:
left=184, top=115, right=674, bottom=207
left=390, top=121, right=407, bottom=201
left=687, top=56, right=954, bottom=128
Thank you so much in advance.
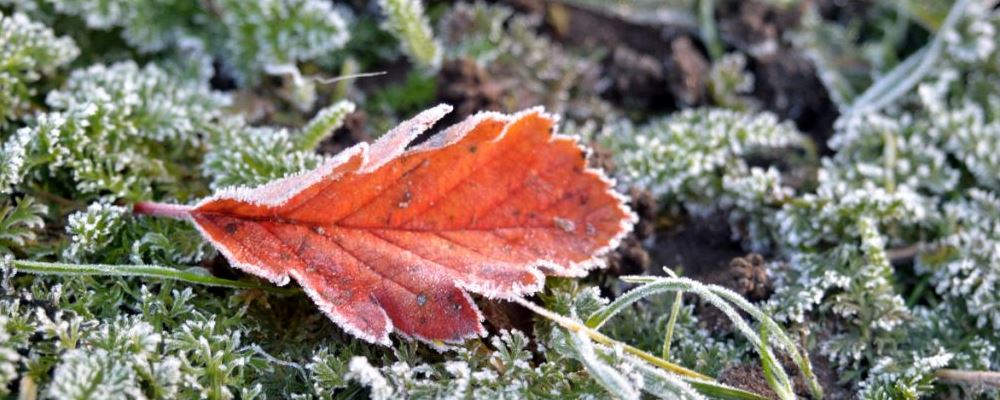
left=134, top=105, right=636, bottom=345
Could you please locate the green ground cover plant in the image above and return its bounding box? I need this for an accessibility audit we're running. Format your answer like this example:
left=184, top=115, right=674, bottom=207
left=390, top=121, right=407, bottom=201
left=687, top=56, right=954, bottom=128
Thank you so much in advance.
left=2, top=0, right=1000, bottom=398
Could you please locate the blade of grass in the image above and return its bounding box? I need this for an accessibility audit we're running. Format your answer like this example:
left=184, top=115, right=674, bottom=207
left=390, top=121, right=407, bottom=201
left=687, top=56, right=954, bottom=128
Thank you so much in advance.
left=514, top=298, right=771, bottom=400
left=620, top=275, right=823, bottom=399
left=685, top=380, right=770, bottom=400
left=10, top=259, right=300, bottom=295
left=567, top=330, right=641, bottom=399
left=699, top=0, right=723, bottom=60
left=846, top=0, right=971, bottom=116
left=662, top=290, right=683, bottom=361
left=760, top=324, right=795, bottom=400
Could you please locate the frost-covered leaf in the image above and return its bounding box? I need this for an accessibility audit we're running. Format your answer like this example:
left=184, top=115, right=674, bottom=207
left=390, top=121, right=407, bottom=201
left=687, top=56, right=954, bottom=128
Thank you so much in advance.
left=137, top=105, right=635, bottom=344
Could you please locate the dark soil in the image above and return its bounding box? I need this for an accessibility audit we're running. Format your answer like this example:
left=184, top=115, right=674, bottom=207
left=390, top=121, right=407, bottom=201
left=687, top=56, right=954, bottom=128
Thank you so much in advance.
left=719, top=353, right=852, bottom=400
left=479, top=298, right=536, bottom=336
left=689, top=253, right=773, bottom=333
left=501, top=0, right=838, bottom=144
left=436, top=58, right=504, bottom=119
left=719, top=363, right=785, bottom=400
left=648, top=212, right=744, bottom=279
left=317, top=109, right=371, bottom=156
left=716, top=0, right=839, bottom=151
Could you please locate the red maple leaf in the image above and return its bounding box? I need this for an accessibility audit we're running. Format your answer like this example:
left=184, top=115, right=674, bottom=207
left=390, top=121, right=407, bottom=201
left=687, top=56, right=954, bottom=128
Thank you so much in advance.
left=134, top=105, right=635, bottom=345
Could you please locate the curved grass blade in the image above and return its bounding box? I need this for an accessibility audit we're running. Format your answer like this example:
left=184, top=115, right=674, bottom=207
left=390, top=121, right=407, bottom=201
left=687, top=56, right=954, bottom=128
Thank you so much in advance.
left=611, top=276, right=820, bottom=399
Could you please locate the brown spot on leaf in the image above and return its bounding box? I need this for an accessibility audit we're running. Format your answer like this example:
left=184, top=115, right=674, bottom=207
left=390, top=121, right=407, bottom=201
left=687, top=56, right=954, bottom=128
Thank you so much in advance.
left=398, top=190, right=412, bottom=209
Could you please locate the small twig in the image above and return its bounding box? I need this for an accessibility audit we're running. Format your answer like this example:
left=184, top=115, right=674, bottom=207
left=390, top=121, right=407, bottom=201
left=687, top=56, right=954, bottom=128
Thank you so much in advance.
left=264, top=63, right=386, bottom=87
left=243, top=344, right=306, bottom=373
left=935, top=369, right=1000, bottom=389
left=886, top=243, right=921, bottom=265
left=314, top=71, right=387, bottom=85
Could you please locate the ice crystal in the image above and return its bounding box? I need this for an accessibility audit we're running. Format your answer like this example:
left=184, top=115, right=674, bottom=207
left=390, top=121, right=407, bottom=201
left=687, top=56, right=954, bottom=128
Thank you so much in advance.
left=0, top=128, right=33, bottom=193
left=46, top=348, right=144, bottom=399
left=0, top=315, right=18, bottom=397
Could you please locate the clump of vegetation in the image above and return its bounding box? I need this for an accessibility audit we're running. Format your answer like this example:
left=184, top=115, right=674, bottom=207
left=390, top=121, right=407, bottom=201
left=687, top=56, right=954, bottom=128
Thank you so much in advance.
left=2, top=0, right=1000, bottom=399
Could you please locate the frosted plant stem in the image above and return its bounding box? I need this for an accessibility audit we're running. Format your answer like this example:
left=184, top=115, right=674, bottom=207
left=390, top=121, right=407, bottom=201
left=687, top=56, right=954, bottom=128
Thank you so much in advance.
left=11, top=259, right=299, bottom=295
left=132, top=201, right=195, bottom=220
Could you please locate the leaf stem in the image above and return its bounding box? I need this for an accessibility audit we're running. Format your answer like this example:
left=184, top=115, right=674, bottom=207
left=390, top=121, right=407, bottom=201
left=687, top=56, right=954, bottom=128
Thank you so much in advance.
left=132, top=202, right=195, bottom=220
left=10, top=259, right=299, bottom=295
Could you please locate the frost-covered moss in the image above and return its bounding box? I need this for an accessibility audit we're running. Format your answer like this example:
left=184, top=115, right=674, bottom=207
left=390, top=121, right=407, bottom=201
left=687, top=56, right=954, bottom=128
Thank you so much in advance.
left=4, top=0, right=1000, bottom=398
left=606, top=109, right=805, bottom=212
left=216, top=0, right=350, bottom=83
left=921, top=190, right=1000, bottom=330
left=27, top=61, right=227, bottom=201
left=379, top=0, right=442, bottom=69
left=0, top=197, right=46, bottom=254
left=0, top=10, right=78, bottom=123
left=3, top=0, right=350, bottom=85
left=201, top=100, right=354, bottom=190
